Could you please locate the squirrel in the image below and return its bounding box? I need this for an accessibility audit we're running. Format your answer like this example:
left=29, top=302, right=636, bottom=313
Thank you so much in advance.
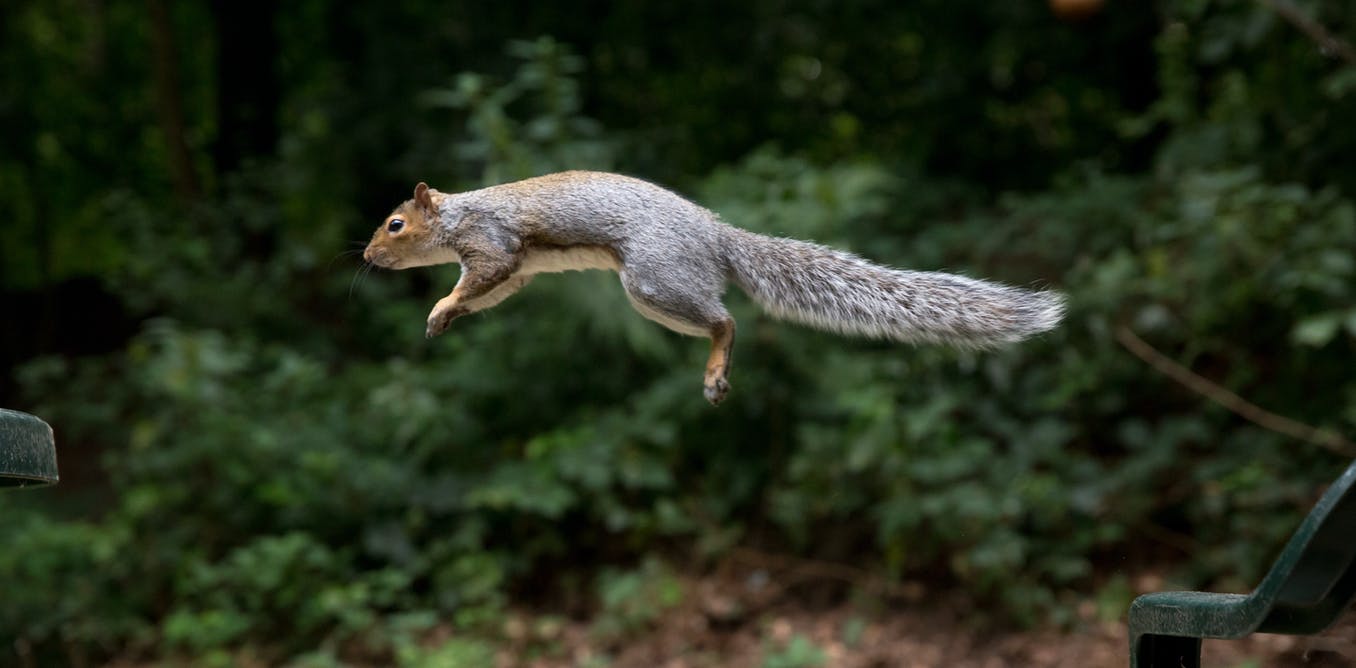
left=363, top=171, right=1065, bottom=405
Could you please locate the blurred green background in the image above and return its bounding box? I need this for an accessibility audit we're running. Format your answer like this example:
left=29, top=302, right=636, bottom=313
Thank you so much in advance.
left=3, top=0, right=1356, bottom=665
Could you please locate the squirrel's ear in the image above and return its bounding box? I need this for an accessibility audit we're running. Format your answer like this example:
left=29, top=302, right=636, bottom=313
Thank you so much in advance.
left=414, top=182, right=433, bottom=210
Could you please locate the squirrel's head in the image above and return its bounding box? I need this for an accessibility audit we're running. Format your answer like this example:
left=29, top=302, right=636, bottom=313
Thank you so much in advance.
left=363, top=182, right=454, bottom=269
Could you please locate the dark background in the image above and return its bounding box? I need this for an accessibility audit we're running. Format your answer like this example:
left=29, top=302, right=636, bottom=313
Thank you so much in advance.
left=3, top=0, right=1356, bottom=665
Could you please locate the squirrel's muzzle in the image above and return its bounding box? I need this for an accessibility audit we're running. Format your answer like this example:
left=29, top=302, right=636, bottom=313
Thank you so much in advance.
left=363, top=246, right=387, bottom=267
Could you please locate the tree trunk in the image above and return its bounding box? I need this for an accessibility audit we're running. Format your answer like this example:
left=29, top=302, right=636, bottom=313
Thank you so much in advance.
left=209, top=0, right=279, bottom=175
left=148, top=0, right=201, bottom=199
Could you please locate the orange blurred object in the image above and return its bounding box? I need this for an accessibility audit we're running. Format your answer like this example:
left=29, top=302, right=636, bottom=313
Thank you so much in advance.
left=1050, top=0, right=1105, bottom=21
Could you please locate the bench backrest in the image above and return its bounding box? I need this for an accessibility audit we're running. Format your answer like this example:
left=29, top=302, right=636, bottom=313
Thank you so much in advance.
left=1252, top=460, right=1356, bottom=634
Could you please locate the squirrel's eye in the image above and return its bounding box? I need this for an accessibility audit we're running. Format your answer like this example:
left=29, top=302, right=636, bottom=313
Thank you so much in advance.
left=387, top=218, right=405, bottom=233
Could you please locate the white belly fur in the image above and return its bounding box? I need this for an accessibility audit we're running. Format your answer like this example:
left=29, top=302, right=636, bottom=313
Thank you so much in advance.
left=512, top=245, right=708, bottom=336
left=518, top=246, right=621, bottom=275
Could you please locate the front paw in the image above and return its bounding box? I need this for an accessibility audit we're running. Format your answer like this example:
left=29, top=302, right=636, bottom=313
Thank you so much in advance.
left=426, top=305, right=469, bottom=338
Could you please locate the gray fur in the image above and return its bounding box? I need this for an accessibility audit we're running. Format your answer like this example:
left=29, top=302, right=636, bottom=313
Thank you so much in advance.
left=721, top=227, right=1066, bottom=347
left=426, top=171, right=1065, bottom=347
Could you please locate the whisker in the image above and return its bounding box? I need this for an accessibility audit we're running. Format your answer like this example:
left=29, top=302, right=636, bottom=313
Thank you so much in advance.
left=358, top=262, right=377, bottom=295
left=349, top=261, right=373, bottom=301
left=328, top=249, right=365, bottom=271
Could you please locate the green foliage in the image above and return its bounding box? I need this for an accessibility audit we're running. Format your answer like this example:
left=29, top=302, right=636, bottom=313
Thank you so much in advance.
left=592, top=558, right=686, bottom=642
left=394, top=637, right=498, bottom=668
left=762, top=634, right=826, bottom=668
left=422, top=37, right=615, bottom=184
left=0, top=515, right=145, bottom=654
left=4, top=1, right=1356, bottom=664
left=164, top=533, right=416, bottom=653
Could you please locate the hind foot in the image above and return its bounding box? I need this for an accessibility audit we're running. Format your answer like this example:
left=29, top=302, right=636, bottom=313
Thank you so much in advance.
left=703, top=375, right=730, bottom=406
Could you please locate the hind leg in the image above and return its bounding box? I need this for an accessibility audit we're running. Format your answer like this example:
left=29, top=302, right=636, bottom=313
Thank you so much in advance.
left=703, top=319, right=736, bottom=405
left=619, top=270, right=737, bottom=405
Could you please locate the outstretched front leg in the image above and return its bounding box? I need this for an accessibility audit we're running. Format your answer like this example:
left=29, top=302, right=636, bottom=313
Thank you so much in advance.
left=703, top=318, right=736, bottom=405
left=427, top=247, right=521, bottom=338
left=425, top=274, right=535, bottom=336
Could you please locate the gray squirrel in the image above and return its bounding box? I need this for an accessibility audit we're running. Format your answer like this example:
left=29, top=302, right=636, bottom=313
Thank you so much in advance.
left=363, top=171, right=1065, bottom=404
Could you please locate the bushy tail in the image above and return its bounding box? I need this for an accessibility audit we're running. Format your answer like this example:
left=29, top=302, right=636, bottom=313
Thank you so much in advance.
left=722, top=227, right=1065, bottom=347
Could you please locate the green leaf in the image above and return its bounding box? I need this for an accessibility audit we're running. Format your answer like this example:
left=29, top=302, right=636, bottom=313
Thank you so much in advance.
left=1292, top=314, right=1341, bottom=347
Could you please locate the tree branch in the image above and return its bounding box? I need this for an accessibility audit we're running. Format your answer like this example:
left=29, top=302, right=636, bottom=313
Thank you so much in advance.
left=1258, top=0, right=1356, bottom=65
left=1115, top=326, right=1356, bottom=457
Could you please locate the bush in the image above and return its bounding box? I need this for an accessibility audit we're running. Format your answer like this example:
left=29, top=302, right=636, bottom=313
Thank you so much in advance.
left=5, top=5, right=1356, bottom=663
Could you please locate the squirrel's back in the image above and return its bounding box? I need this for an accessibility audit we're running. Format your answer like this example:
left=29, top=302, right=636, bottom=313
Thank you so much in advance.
left=464, top=171, right=723, bottom=248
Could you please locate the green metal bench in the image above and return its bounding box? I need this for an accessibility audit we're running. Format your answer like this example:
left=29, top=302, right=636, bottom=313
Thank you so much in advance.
left=1129, top=459, right=1356, bottom=667
left=0, top=408, right=59, bottom=488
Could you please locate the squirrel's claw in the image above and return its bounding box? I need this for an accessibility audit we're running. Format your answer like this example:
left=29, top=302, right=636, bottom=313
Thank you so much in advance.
left=426, top=305, right=468, bottom=338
